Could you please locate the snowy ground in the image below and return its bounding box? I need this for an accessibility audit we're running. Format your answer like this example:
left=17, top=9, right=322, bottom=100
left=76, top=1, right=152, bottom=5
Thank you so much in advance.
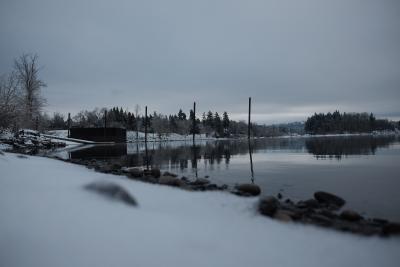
left=0, top=152, right=399, bottom=267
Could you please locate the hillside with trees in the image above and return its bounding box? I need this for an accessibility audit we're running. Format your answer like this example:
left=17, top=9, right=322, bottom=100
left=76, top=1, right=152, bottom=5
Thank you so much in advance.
left=305, top=111, right=396, bottom=134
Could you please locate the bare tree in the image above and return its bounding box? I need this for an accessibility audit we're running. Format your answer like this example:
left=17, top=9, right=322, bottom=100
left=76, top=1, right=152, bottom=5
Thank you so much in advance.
left=134, top=104, right=141, bottom=140
left=0, top=72, right=20, bottom=130
left=14, top=53, right=46, bottom=128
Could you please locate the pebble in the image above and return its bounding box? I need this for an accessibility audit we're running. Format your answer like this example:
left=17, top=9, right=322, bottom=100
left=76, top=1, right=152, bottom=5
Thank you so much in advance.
left=235, top=183, right=261, bottom=196
left=259, top=196, right=279, bottom=217
left=340, top=210, right=363, bottom=221
left=314, top=191, right=346, bottom=207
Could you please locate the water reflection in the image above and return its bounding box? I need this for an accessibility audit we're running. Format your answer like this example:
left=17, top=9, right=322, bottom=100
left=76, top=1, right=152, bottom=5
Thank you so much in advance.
left=248, top=139, right=254, bottom=183
left=59, top=135, right=400, bottom=221
left=305, top=136, right=398, bottom=159
left=67, top=136, right=399, bottom=167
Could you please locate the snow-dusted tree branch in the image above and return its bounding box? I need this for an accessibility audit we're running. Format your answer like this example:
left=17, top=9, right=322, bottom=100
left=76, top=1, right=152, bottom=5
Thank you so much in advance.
left=14, top=53, right=47, bottom=128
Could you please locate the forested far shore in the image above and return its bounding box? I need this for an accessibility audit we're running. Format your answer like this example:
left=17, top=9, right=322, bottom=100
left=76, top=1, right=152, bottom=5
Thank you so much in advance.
left=305, top=111, right=398, bottom=134
left=34, top=107, right=306, bottom=138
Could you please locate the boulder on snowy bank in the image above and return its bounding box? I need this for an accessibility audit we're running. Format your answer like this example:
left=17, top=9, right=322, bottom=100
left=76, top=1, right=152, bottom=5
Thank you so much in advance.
left=84, top=181, right=137, bottom=206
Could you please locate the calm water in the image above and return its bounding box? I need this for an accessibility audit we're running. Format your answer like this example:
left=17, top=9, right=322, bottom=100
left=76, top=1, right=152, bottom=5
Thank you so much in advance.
left=56, top=135, right=400, bottom=221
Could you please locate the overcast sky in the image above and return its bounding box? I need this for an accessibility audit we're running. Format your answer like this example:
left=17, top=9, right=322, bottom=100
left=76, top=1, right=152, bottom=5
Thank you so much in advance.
left=1, top=0, right=399, bottom=124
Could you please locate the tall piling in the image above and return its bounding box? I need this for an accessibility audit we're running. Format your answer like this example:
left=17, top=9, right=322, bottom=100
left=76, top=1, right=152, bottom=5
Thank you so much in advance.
left=248, top=97, right=252, bottom=139
left=193, top=101, right=196, bottom=144
left=68, top=113, right=71, bottom=138
left=145, top=106, right=149, bottom=170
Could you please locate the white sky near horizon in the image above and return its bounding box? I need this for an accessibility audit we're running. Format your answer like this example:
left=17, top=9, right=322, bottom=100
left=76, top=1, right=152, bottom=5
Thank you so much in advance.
left=0, top=0, right=399, bottom=124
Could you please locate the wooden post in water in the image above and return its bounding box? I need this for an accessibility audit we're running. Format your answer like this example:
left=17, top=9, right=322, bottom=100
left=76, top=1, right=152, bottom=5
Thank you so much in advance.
left=193, top=101, right=196, bottom=144
left=248, top=140, right=254, bottom=183
left=67, top=113, right=71, bottom=138
left=104, top=110, right=107, bottom=128
left=248, top=97, right=252, bottom=139
left=145, top=106, right=148, bottom=143
left=144, top=106, right=149, bottom=170
left=104, top=109, right=107, bottom=141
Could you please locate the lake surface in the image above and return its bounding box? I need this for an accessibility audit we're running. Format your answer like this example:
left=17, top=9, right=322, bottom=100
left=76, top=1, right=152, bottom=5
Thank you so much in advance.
left=56, top=135, right=400, bottom=221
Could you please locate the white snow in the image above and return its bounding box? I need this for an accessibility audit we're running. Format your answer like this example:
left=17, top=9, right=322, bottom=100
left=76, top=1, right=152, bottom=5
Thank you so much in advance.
left=0, top=143, right=12, bottom=151
left=0, top=152, right=399, bottom=267
left=126, top=131, right=217, bottom=142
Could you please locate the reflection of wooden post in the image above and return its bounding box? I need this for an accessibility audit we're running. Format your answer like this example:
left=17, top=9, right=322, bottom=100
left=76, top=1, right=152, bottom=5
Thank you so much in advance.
left=35, top=117, right=39, bottom=131
left=248, top=97, right=251, bottom=139
left=192, top=142, right=198, bottom=178
left=193, top=101, right=196, bottom=144
left=67, top=113, right=71, bottom=138
left=248, top=140, right=254, bottom=183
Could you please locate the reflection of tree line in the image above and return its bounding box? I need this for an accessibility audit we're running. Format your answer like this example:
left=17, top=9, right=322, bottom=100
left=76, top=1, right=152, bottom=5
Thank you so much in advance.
left=70, top=136, right=399, bottom=168
left=142, top=138, right=306, bottom=169
left=305, top=136, right=398, bottom=159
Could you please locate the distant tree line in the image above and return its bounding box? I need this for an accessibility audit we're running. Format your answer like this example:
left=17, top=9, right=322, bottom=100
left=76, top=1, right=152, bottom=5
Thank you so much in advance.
left=42, top=106, right=306, bottom=138
left=305, top=111, right=396, bottom=134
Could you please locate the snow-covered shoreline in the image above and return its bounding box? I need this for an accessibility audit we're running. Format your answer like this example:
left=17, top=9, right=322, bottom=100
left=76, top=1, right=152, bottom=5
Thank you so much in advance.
left=0, top=152, right=399, bottom=267
left=45, top=129, right=400, bottom=144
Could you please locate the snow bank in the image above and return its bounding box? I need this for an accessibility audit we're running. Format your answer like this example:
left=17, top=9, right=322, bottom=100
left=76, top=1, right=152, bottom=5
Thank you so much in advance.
left=0, top=153, right=399, bottom=267
left=127, top=131, right=217, bottom=142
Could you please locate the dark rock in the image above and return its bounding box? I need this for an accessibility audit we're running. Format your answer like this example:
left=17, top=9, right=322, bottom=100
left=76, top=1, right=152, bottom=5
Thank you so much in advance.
left=236, top=183, right=261, bottom=196
left=279, top=205, right=304, bottom=220
left=190, top=178, right=210, bottom=186
left=314, top=191, right=345, bottom=207
left=297, top=199, right=319, bottom=209
left=163, top=171, right=177, bottom=177
left=284, top=198, right=293, bottom=204
left=151, top=168, right=161, bottom=178
left=259, top=196, right=279, bottom=217
left=274, top=210, right=293, bottom=222
left=340, top=210, right=363, bottom=221
left=96, top=164, right=113, bottom=173
left=84, top=181, right=137, bottom=206
left=308, top=214, right=333, bottom=226
left=17, top=154, right=28, bottom=159
left=181, top=176, right=189, bottom=181
left=191, top=185, right=206, bottom=191
left=159, top=175, right=183, bottom=187
left=304, top=198, right=320, bottom=208
left=220, top=184, right=229, bottom=190
left=372, top=218, right=388, bottom=225
left=125, top=167, right=144, bottom=177
left=382, top=222, right=400, bottom=235
left=143, top=169, right=152, bottom=176
left=205, top=183, right=218, bottom=190
left=318, top=209, right=337, bottom=219
left=333, top=220, right=358, bottom=232
left=110, top=163, right=122, bottom=170
left=277, top=193, right=282, bottom=199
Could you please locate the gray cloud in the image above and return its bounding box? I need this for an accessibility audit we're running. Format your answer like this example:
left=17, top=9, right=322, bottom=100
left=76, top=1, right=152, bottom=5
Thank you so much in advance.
left=1, top=0, right=399, bottom=123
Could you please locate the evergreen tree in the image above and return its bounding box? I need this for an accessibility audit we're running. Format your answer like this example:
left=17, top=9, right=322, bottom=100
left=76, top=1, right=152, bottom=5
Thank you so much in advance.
left=206, top=111, right=213, bottom=128
left=214, top=112, right=223, bottom=136
left=189, top=109, right=200, bottom=134
left=177, top=109, right=186, bottom=120
left=222, top=111, right=230, bottom=136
